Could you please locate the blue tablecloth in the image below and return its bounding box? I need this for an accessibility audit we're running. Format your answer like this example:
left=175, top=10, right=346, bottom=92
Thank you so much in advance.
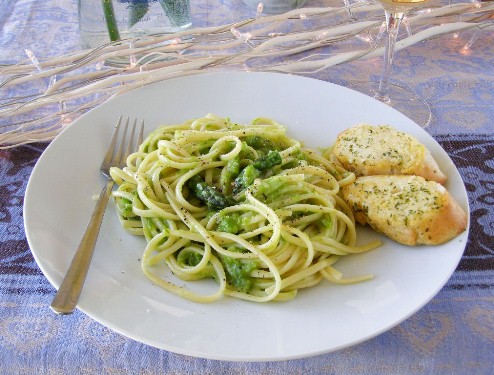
left=1, top=0, right=493, bottom=374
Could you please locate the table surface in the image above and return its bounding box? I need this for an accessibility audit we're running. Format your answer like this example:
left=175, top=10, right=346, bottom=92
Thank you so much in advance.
left=1, top=0, right=493, bottom=374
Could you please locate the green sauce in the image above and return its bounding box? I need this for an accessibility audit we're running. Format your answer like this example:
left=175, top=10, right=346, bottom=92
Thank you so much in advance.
left=220, top=251, right=258, bottom=293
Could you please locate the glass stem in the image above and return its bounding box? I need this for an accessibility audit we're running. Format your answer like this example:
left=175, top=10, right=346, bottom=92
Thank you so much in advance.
left=376, top=10, right=405, bottom=103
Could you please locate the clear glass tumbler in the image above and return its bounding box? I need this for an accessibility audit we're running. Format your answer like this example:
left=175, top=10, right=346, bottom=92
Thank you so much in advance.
left=78, top=0, right=192, bottom=49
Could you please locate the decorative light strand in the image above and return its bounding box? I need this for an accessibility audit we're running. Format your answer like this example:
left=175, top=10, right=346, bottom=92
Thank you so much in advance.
left=0, top=2, right=493, bottom=148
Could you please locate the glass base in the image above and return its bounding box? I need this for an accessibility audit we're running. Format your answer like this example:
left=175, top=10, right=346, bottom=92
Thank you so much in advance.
left=242, top=0, right=307, bottom=14
left=78, top=0, right=192, bottom=66
left=349, top=81, right=432, bottom=128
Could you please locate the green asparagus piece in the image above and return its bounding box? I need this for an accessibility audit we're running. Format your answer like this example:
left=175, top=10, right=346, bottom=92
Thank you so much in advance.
left=232, top=151, right=282, bottom=195
left=244, top=136, right=277, bottom=155
left=253, top=150, right=282, bottom=171
left=220, top=156, right=240, bottom=195
left=232, top=165, right=260, bottom=195
left=188, top=175, right=235, bottom=211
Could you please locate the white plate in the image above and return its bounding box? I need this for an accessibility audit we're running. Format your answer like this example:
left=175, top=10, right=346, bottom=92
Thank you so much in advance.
left=24, top=72, right=469, bottom=361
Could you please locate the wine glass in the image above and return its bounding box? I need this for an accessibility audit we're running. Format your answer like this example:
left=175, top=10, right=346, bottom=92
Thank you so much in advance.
left=351, top=0, right=432, bottom=127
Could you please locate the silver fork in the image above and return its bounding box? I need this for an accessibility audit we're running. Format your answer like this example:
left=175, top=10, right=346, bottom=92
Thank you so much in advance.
left=50, top=116, right=144, bottom=315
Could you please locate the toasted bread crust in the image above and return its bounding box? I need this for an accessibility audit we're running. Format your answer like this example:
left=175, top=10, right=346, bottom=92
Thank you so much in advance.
left=333, top=124, right=447, bottom=184
left=341, top=175, right=467, bottom=246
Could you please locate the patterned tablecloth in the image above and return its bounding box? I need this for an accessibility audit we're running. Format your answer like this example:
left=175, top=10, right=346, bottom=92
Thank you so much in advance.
left=1, top=0, right=493, bottom=374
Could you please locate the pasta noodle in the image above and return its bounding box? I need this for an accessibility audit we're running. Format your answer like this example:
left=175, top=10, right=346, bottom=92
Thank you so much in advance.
left=110, top=114, right=381, bottom=302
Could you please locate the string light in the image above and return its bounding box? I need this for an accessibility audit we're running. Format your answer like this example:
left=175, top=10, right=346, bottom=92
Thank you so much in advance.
left=2, top=3, right=493, bottom=147
left=231, top=27, right=255, bottom=48
left=256, top=3, right=264, bottom=18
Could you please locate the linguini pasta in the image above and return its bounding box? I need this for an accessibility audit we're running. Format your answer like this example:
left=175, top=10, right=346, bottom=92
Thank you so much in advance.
left=110, top=114, right=380, bottom=303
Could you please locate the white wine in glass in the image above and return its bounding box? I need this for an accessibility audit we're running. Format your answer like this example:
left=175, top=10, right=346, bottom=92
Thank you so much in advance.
left=352, top=0, right=432, bottom=127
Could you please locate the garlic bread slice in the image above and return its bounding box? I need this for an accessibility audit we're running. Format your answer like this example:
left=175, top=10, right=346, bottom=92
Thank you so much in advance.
left=341, top=175, right=468, bottom=246
left=333, top=124, right=447, bottom=184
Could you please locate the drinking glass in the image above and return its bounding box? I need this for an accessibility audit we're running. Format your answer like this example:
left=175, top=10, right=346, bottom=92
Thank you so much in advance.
left=78, top=0, right=192, bottom=50
left=351, top=0, right=432, bottom=127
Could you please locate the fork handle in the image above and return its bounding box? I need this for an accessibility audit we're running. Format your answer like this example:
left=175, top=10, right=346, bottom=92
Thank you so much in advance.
left=50, top=180, right=115, bottom=315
